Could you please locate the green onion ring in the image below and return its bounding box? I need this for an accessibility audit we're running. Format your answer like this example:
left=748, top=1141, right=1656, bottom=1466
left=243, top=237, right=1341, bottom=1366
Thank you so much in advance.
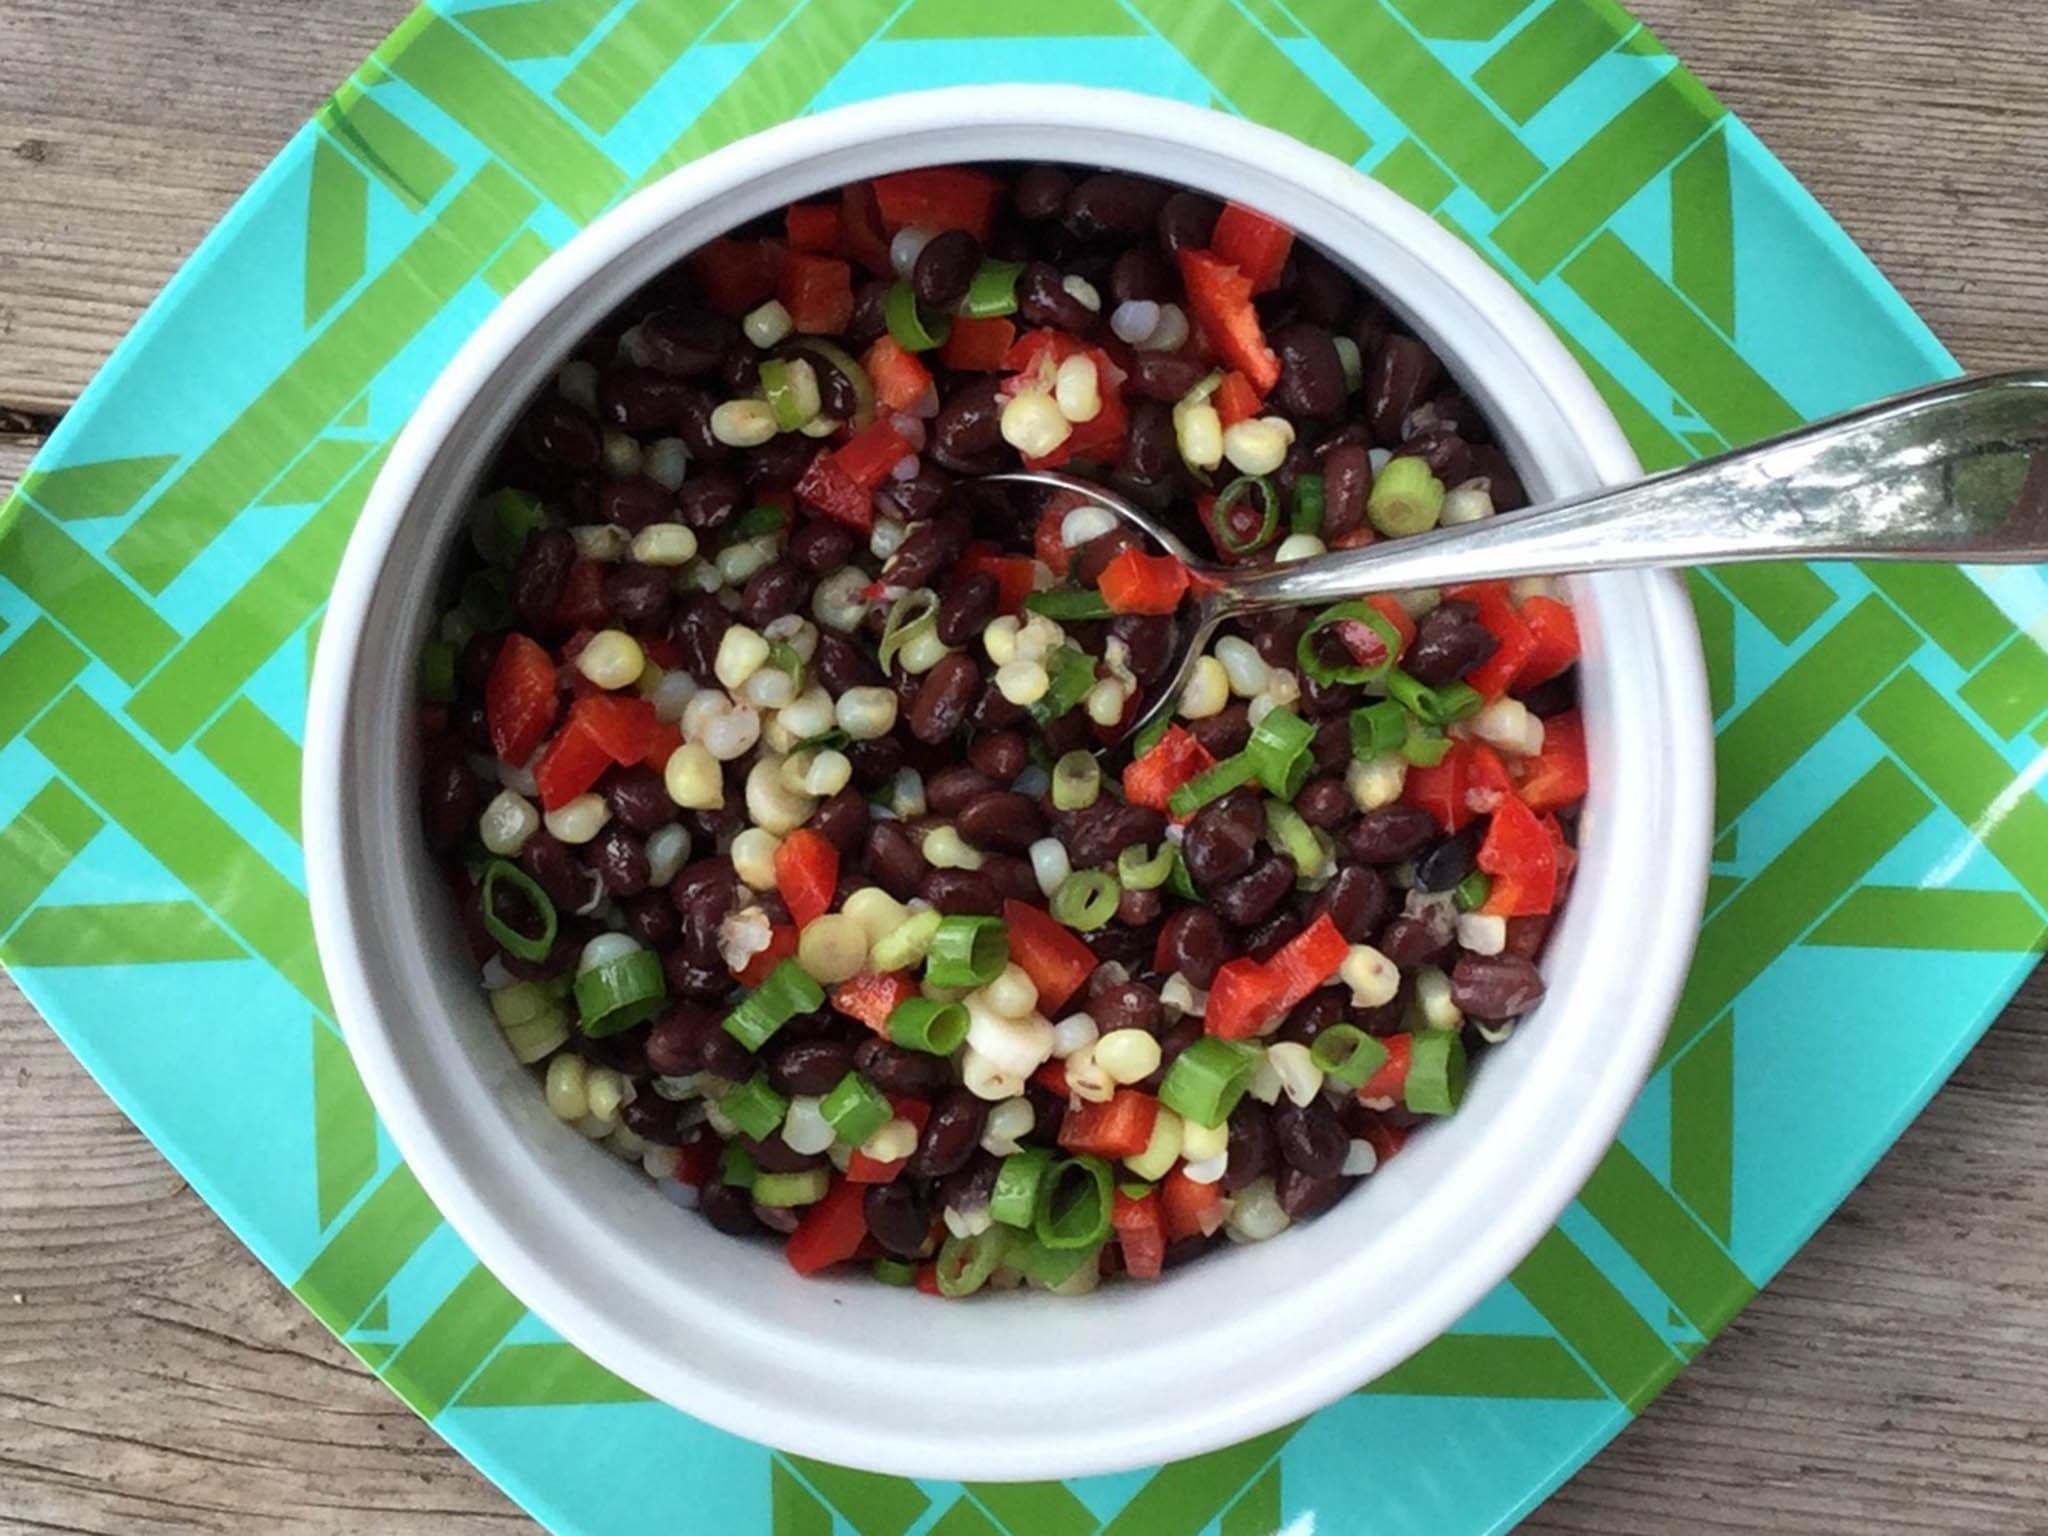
left=1050, top=870, right=1120, bottom=931
left=1297, top=601, right=1401, bottom=686
left=877, top=588, right=940, bottom=674
left=480, top=858, right=557, bottom=963
left=884, top=280, right=952, bottom=352
left=1213, top=475, right=1280, bottom=556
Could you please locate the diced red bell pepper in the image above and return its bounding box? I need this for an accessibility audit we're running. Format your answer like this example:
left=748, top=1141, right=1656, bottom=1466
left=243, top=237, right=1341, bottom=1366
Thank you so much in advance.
left=1265, top=913, right=1348, bottom=1017
left=736, top=923, right=799, bottom=986
left=1358, top=1114, right=1409, bottom=1165
left=1210, top=202, right=1295, bottom=295
left=673, top=1135, right=720, bottom=1187
left=1517, top=595, right=1580, bottom=687
left=940, top=314, right=1016, bottom=372
left=485, top=633, right=558, bottom=767
left=846, top=1097, right=930, bottom=1183
left=1000, top=331, right=1128, bottom=469
left=1213, top=369, right=1263, bottom=427
left=774, top=826, right=839, bottom=929
left=534, top=694, right=658, bottom=810
left=689, top=237, right=784, bottom=315
left=1358, top=1033, right=1411, bottom=1101
left=1404, top=741, right=1476, bottom=833
left=1034, top=505, right=1072, bottom=578
left=795, top=419, right=914, bottom=532
left=1121, top=725, right=1216, bottom=815
left=1001, top=326, right=1086, bottom=378
left=862, top=335, right=934, bottom=414
left=955, top=543, right=1037, bottom=616
left=1464, top=742, right=1516, bottom=818
left=1205, top=956, right=1290, bottom=1040
left=642, top=720, right=683, bottom=775
left=785, top=201, right=841, bottom=254
left=785, top=1177, right=869, bottom=1276
left=1517, top=709, right=1588, bottom=813
left=1058, top=1089, right=1161, bottom=1160
left=871, top=167, right=1003, bottom=241
left=914, top=1262, right=942, bottom=1295
left=838, top=180, right=894, bottom=277
left=1033, top=1057, right=1069, bottom=1099
left=554, top=558, right=609, bottom=632
left=1479, top=794, right=1557, bottom=918
left=1543, top=811, right=1578, bottom=884
left=836, top=417, right=915, bottom=487
left=1160, top=1168, right=1228, bottom=1240
left=1002, top=899, right=1098, bottom=1015
left=1177, top=248, right=1280, bottom=394
left=1097, top=548, right=1190, bottom=616
left=779, top=252, right=855, bottom=336
left=1112, top=1187, right=1166, bottom=1281
left=831, top=970, right=919, bottom=1034
left=1337, top=594, right=1415, bottom=673
left=1448, top=582, right=1537, bottom=703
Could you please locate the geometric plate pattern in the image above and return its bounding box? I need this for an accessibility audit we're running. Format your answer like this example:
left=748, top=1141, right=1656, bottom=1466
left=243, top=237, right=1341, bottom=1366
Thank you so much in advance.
left=3, top=1, right=2045, bottom=1531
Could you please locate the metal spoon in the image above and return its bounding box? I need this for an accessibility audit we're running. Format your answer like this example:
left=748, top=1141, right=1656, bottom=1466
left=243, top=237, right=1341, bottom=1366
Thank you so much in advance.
left=988, top=367, right=2048, bottom=743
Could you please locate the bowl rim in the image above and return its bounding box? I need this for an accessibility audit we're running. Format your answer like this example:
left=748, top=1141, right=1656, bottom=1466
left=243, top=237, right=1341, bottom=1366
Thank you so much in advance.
left=306, top=84, right=1712, bottom=1479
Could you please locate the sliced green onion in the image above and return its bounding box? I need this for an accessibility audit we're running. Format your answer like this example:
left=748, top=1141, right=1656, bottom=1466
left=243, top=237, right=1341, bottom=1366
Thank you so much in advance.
left=1018, top=1236, right=1100, bottom=1288
left=480, top=858, right=558, bottom=963
left=1024, top=589, right=1113, bottom=620
left=489, top=980, right=568, bottom=1063
left=1213, top=474, right=1280, bottom=556
left=720, top=1141, right=759, bottom=1190
left=1178, top=370, right=1225, bottom=408
left=924, top=914, right=1009, bottom=988
left=1385, top=670, right=1436, bottom=719
left=722, top=960, right=826, bottom=1051
left=877, top=588, right=940, bottom=674
left=1367, top=456, right=1446, bottom=537
left=1167, top=751, right=1258, bottom=818
left=461, top=569, right=512, bottom=631
left=1129, top=713, right=1173, bottom=758
left=962, top=258, right=1025, bottom=318
left=1351, top=699, right=1409, bottom=758
left=1428, top=681, right=1483, bottom=724
left=1298, top=601, right=1401, bottom=686
left=886, top=996, right=969, bottom=1055
left=1118, top=1178, right=1155, bottom=1201
left=732, top=504, right=789, bottom=539
left=799, top=728, right=851, bottom=755
left=1166, top=846, right=1199, bottom=901
left=1159, top=1037, right=1262, bottom=1128
left=992, top=1148, right=1054, bottom=1229
left=884, top=280, right=952, bottom=352
left=1030, top=645, right=1097, bottom=724
left=759, top=357, right=806, bottom=431
left=936, top=1225, right=1010, bottom=1296
left=1034, top=1155, right=1114, bottom=1250
left=753, top=1168, right=832, bottom=1207
left=1291, top=473, right=1326, bottom=537
left=1264, top=800, right=1324, bottom=875
left=721, top=1073, right=790, bottom=1141
left=1051, top=750, right=1101, bottom=812
left=1116, top=842, right=1176, bottom=891
left=1051, top=870, right=1120, bottom=931
left=1404, top=1029, right=1468, bottom=1115
left=1455, top=870, right=1493, bottom=911
left=793, top=338, right=875, bottom=430
left=822, top=1071, right=892, bottom=1147
left=574, top=947, right=667, bottom=1037
left=1248, top=707, right=1316, bottom=799
left=869, top=908, right=943, bottom=974
left=474, top=488, right=545, bottom=567
left=1401, top=723, right=1453, bottom=767
left=1310, top=1024, right=1390, bottom=1090
left=872, top=1257, right=917, bottom=1286
left=766, top=640, right=804, bottom=684
left=438, top=606, right=478, bottom=650
left=418, top=639, right=457, bottom=703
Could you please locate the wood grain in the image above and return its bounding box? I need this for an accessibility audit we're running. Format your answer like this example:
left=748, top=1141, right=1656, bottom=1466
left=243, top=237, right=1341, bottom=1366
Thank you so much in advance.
left=2, top=0, right=2046, bottom=1531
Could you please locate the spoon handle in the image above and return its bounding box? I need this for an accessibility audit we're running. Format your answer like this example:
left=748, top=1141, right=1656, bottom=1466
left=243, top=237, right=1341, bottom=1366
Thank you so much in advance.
left=1223, top=369, right=2048, bottom=612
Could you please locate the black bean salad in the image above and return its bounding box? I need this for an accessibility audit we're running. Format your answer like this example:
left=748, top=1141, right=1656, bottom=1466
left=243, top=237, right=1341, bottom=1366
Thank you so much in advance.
left=417, top=163, right=1591, bottom=1296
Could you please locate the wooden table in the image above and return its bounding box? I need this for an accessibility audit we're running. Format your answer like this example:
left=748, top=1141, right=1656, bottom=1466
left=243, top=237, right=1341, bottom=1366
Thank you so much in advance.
left=3, top=2, right=2044, bottom=1529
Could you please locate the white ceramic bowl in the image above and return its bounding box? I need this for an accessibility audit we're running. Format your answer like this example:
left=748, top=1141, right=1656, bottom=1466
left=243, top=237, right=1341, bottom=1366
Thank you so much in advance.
left=306, top=86, right=1711, bottom=1480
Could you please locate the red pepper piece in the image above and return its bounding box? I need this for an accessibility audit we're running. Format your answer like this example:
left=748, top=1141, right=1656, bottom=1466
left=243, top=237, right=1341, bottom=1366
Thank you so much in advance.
left=1097, top=548, right=1190, bottom=616
left=1205, top=956, right=1290, bottom=1040
left=1058, top=1089, right=1161, bottom=1160
left=940, top=315, right=1015, bottom=372
left=485, top=633, right=559, bottom=767
left=1121, top=725, right=1216, bottom=814
left=1210, top=202, right=1295, bottom=295
left=871, top=167, right=1003, bottom=241
left=736, top=923, right=799, bottom=986
left=1478, top=794, right=1558, bottom=917
left=1334, top=594, right=1415, bottom=674
left=1213, top=369, right=1263, bottom=427
left=672, top=1135, right=720, bottom=1188
left=1517, top=709, right=1588, bottom=813
left=1517, top=595, right=1580, bottom=687
left=1111, top=1187, right=1166, bottom=1280
left=689, top=237, right=784, bottom=315
left=1177, top=248, right=1280, bottom=394
left=846, top=1097, right=930, bottom=1184
left=1001, top=899, right=1097, bottom=1015
left=641, top=720, right=683, bottom=776
left=1160, top=1168, right=1227, bottom=1241
left=830, top=970, right=919, bottom=1034
left=1034, top=505, right=1072, bottom=578
left=785, top=201, right=840, bottom=254
left=533, top=695, right=657, bottom=811
left=954, top=543, right=1037, bottom=616
left=838, top=181, right=894, bottom=277
left=1033, top=1057, right=1070, bottom=1099
left=1358, top=1033, right=1412, bottom=1101
left=862, top=335, right=934, bottom=414
left=774, top=826, right=840, bottom=929
left=1403, top=741, right=1476, bottom=833
left=794, top=448, right=871, bottom=532
left=1448, top=581, right=1538, bottom=703
left=778, top=252, right=855, bottom=336
left=785, top=1177, right=868, bottom=1275
left=1265, top=913, right=1349, bottom=1016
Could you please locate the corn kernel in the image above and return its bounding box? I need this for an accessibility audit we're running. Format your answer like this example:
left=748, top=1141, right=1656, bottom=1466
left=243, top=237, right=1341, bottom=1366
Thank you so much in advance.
left=709, top=398, right=778, bottom=447
left=576, top=629, right=645, bottom=690
left=835, top=685, right=898, bottom=741
left=777, top=684, right=834, bottom=741
left=982, top=963, right=1039, bottom=1020
left=922, top=825, right=985, bottom=871
left=995, top=659, right=1050, bottom=707
left=861, top=1116, right=920, bottom=1164
left=960, top=1047, right=1026, bottom=1102
left=1221, top=416, right=1295, bottom=476
left=714, top=625, right=771, bottom=690
left=1417, top=965, right=1463, bottom=1030
left=478, top=789, right=539, bottom=856
left=1174, top=401, right=1223, bottom=471
left=1214, top=636, right=1272, bottom=697
left=1179, top=1115, right=1228, bottom=1163
left=983, top=615, right=1021, bottom=666
left=1178, top=655, right=1229, bottom=720
left=1456, top=912, right=1508, bottom=956
left=630, top=523, right=698, bottom=566
left=1341, top=944, right=1401, bottom=1009
left=1094, top=1028, right=1162, bottom=1085
left=842, top=887, right=908, bottom=947
left=544, top=1052, right=589, bottom=1121
left=797, top=913, right=869, bottom=985
left=1266, top=1041, right=1325, bottom=1106
left=745, top=757, right=816, bottom=836
left=999, top=391, right=1072, bottom=459
left=1053, top=354, right=1101, bottom=423
left=664, top=741, right=725, bottom=809
left=811, top=567, right=868, bottom=632
left=1085, top=678, right=1128, bottom=727
left=1346, top=753, right=1407, bottom=811
left=543, top=792, right=610, bottom=845
left=730, top=827, right=782, bottom=890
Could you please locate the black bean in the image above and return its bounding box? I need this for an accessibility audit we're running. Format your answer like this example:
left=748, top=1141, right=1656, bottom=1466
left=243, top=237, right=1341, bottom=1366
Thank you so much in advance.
left=1063, top=173, right=1170, bottom=241
left=885, top=519, right=970, bottom=593
left=1108, top=614, right=1176, bottom=690
left=910, top=653, right=980, bottom=743
left=1213, top=851, right=1296, bottom=926
left=1274, top=1098, right=1349, bottom=1179
left=767, top=1038, right=857, bottom=1096
left=620, top=1094, right=686, bottom=1144
left=941, top=1153, right=1002, bottom=1221
left=745, top=433, right=819, bottom=492
left=967, top=730, right=1028, bottom=782
left=1450, top=953, right=1547, bottom=1019
left=1312, top=863, right=1391, bottom=944
left=699, top=1179, right=760, bottom=1235
left=639, top=307, right=733, bottom=377
left=1365, top=335, right=1442, bottom=446
left=512, top=528, right=575, bottom=629
left=935, top=572, right=997, bottom=648
left=1120, top=399, right=1176, bottom=483
left=1320, top=443, right=1372, bottom=541
left=1018, top=260, right=1099, bottom=332
left=669, top=857, right=739, bottom=963
left=787, top=517, right=857, bottom=574
left=1276, top=1165, right=1347, bottom=1220
left=1405, top=600, right=1499, bottom=686
left=588, top=825, right=651, bottom=896
left=811, top=630, right=880, bottom=694
left=1182, top=787, right=1263, bottom=888
left=672, top=386, right=729, bottom=463
left=981, top=853, right=1040, bottom=905
left=1014, top=165, right=1073, bottom=221
left=743, top=1134, right=824, bottom=1175
left=1186, top=701, right=1252, bottom=760
left=1128, top=351, right=1210, bottom=403
left=1467, top=443, right=1529, bottom=512
left=921, top=866, right=1000, bottom=916
left=520, top=830, right=588, bottom=913
left=597, top=368, right=689, bottom=433
left=800, top=785, right=864, bottom=854
left=1377, top=913, right=1450, bottom=968
left=1090, top=978, right=1162, bottom=1036
left=720, top=343, right=761, bottom=397
left=971, top=681, right=1028, bottom=733
left=1403, top=425, right=1474, bottom=487
left=604, top=563, right=672, bottom=629
left=521, top=398, right=602, bottom=468
left=1292, top=246, right=1354, bottom=328
left=930, top=376, right=1006, bottom=473
left=1295, top=776, right=1351, bottom=829
left=740, top=562, right=805, bottom=627
left=622, top=890, right=680, bottom=949
left=420, top=743, right=477, bottom=851
left=1271, top=323, right=1347, bottom=420
left=846, top=735, right=905, bottom=792
left=1110, top=246, right=1175, bottom=304
left=1414, top=830, right=1480, bottom=893
left=1277, top=987, right=1348, bottom=1046
left=1246, top=911, right=1304, bottom=962
left=1070, top=526, right=1140, bottom=586
left=1520, top=668, right=1578, bottom=719
left=672, top=592, right=730, bottom=683
left=1156, top=190, right=1221, bottom=255
left=863, top=820, right=928, bottom=901
left=646, top=1003, right=717, bottom=1075
left=912, top=229, right=981, bottom=311
left=597, top=477, right=674, bottom=532
left=854, top=1034, right=952, bottom=1098
left=1346, top=805, right=1440, bottom=864
left=1223, top=1104, right=1275, bottom=1191
left=1061, top=799, right=1166, bottom=869
left=675, top=470, right=743, bottom=531
left=879, top=461, right=956, bottom=522
left=921, top=766, right=993, bottom=817
left=955, top=791, right=1046, bottom=854
left=907, top=1088, right=987, bottom=1179
left=864, top=1182, right=930, bottom=1258
left=1155, top=906, right=1230, bottom=988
